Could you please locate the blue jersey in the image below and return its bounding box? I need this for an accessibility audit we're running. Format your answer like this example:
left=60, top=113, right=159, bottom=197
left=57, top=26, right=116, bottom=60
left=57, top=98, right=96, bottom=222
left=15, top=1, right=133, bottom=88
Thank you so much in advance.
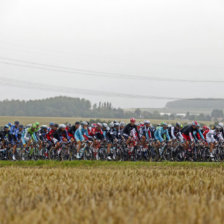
left=10, top=125, right=20, bottom=141
left=75, top=127, right=88, bottom=142
left=154, top=127, right=170, bottom=142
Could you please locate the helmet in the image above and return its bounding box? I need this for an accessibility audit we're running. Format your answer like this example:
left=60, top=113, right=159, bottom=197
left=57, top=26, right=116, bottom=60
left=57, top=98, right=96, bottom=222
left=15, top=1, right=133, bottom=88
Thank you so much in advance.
left=54, top=123, right=59, bottom=128
left=130, top=117, right=136, bottom=123
left=49, top=122, right=54, bottom=126
left=91, top=123, right=97, bottom=128
left=4, top=125, right=9, bottom=129
left=41, top=125, right=48, bottom=129
left=81, top=121, right=88, bottom=126
left=218, top=122, right=224, bottom=128
left=120, top=122, right=126, bottom=127
left=66, top=123, right=71, bottom=127
left=161, top=122, right=168, bottom=127
left=19, top=125, right=24, bottom=129
left=102, top=123, right=108, bottom=128
left=97, top=123, right=102, bottom=128
left=59, top=124, right=66, bottom=129
left=109, top=122, right=114, bottom=128
left=176, top=122, right=181, bottom=128
left=203, top=125, right=208, bottom=130
left=32, top=124, right=37, bottom=129
left=144, top=120, right=150, bottom=125
left=168, top=124, right=172, bottom=128
left=215, top=125, right=222, bottom=131
left=192, top=121, right=199, bottom=127
left=75, top=121, right=80, bottom=125
left=26, top=124, right=32, bottom=128
left=8, top=122, right=12, bottom=127
left=114, top=122, right=120, bottom=127
left=35, top=122, right=40, bottom=126
left=14, top=121, right=19, bottom=125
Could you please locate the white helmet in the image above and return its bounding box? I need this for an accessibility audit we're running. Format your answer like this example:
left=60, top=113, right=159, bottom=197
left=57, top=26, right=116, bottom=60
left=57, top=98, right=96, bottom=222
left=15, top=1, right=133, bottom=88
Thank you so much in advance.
left=81, top=121, right=88, bottom=126
left=41, top=125, right=48, bottom=129
left=144, top=120, right=150, bottom=125
left=114, top=122, right=120, bottom=127
left=59, top=124, right=66, bottom=129
left=120, top=122, right=126, bottom=127
left=102, top=123, right=108, bottom=128
left=218, top=122, right=224, bottom=128
left=109, top=122, right=114, bottom=128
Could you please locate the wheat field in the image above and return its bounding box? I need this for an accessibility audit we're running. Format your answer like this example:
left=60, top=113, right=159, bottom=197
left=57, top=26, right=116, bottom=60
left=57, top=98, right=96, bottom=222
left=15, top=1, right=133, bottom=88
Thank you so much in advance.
left=0, top=116, right=212, bottom=126
left=0, top=161, right=223, bottom=224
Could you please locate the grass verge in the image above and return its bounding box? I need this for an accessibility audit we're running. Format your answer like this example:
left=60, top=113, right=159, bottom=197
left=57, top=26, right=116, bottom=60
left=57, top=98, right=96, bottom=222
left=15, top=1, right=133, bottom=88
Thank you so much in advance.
left=0, top=160, right=223, bottom=168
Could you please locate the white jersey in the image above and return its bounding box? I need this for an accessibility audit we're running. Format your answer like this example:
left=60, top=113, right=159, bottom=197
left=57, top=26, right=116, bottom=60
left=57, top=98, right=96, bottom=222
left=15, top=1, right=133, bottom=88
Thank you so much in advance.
left=206, top=130, right=223, bottom=143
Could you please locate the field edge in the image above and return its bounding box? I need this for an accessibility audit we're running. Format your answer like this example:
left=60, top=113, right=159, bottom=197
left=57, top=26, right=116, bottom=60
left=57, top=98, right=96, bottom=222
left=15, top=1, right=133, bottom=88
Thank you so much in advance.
left=0, top=160, right=223, bottom=168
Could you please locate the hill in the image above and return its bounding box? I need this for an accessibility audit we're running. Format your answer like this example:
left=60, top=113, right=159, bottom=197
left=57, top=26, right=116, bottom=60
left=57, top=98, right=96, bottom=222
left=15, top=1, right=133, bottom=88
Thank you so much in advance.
left=165, top=98, right=224, bottom=114
left=0, top=96, right=125, bottom=118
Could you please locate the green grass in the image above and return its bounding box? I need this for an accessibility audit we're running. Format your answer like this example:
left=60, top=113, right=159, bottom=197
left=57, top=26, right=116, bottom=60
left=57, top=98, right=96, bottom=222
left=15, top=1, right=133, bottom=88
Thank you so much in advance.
left=0, top=160, right=223, bottom=168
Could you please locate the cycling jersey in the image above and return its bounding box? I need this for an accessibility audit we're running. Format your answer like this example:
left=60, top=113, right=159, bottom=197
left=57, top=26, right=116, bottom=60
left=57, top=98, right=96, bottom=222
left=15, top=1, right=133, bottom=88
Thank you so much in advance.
left=139, top=125, right=154, bottom=140
left=123, top=124, right=139, bottom=139
left=111, top=128, right=122, bottom=140
left=0, top=130, right=13, bottom=142
left=46, top=129, right=56, bottom=142
left=75, top=127, right=89, bottom=142
left=53, top=129, right=70, bottom=142
left=168, top=126, right=184, bottom=142
left=206, top=130, right=223, bottom=143
left=68, top=126, right=78, bottom=138
left=181, top=125, right=204, bottom=141
left=154, top=127, right=170, bottom=142
left=203, top=129, right=210, bottom=139
left=10, top=125, right=20, bottom=142
left=102, top=129, right=114, bottom=143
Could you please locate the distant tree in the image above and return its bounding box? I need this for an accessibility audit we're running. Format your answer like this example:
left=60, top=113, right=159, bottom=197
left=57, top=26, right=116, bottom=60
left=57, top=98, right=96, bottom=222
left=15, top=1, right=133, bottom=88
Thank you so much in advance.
left=134, top=109, right=141, bottom=118
left=211, top=109, right=223, bottom=119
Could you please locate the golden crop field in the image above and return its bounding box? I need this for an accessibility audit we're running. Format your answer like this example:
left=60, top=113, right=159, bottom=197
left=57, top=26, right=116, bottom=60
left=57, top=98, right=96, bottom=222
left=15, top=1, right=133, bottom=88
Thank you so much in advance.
left=0, top=161, right=223, bottom=224
left=0, top=116, right=212, bottom=126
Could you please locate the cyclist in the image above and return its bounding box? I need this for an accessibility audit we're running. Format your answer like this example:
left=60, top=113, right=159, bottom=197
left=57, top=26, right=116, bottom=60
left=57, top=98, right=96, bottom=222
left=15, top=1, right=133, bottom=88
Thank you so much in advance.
left=75, top=121, right=89, bottom=159
left=0, top=125, right=13, bottom=147
left=202, top=125, right=210, bottom=139
left=181, top=121, right=205, bottom=142
left=139, top=120, right=154, bottom=141
left=89, top=123, right=104, bottom=140
left=168, top=122, right=184, bottom=142
left=10, top=121, right=20, bottom=160
left=112, top=123, right=122, bottom=141
left=154, top=123, right=170, bottom=143
left=46, top=123, right=59, bottom=150
left=68, top=122, right=80, bottom=140
left=39, top=125, right=48, bottom=141
left=119, top=122, right=126, bottom=136
left=123, top=118, right=140, bottom=144
left=206, top=125, right=224, bottom=158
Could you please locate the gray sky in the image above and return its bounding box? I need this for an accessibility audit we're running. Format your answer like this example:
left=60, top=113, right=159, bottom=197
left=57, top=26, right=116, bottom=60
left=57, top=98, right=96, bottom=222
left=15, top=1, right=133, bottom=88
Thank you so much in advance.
left=0, top=0, right=224, bottom=108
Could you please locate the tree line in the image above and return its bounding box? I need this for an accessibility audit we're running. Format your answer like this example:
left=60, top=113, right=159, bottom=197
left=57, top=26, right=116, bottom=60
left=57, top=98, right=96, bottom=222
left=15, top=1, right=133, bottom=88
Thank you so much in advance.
left=0, top=96, right=223, bottom=121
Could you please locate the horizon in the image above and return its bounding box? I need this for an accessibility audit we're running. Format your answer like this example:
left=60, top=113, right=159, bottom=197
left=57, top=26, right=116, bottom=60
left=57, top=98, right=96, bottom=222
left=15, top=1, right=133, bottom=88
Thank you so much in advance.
left=1, top=96, right=224, bottom=110
left=1, top=0, right=224, bottom=108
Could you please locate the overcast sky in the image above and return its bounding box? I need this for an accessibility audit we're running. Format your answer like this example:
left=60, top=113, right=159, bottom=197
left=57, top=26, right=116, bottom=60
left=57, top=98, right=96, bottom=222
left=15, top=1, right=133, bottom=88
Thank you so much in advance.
left=0, top=0, right=224, bottom=108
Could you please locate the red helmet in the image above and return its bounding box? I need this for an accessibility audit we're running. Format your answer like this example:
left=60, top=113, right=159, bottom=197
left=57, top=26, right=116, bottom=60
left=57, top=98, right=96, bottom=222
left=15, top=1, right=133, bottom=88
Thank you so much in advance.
left=130, top=117, right=136, bottom=123
left=203, top=125, right=208, bottom=130
left=192, top=121, right=199, bottom=127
